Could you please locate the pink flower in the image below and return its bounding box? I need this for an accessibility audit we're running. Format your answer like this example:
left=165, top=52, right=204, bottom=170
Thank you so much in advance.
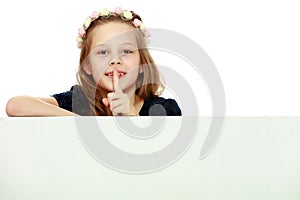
left=77, top=42, right=83, bottom=49
left=78, top=28, right=85, bottom=37
left=91, top=11, right=99, bottom=20
left=115, top=7, right=123, bottom=14
left=133, top=18, right=142, bottom=27
left=144, top=29, right=151, bottom=37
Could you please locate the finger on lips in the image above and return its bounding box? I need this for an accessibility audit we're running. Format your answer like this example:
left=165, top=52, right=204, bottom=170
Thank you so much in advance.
left=113, top=68, right=123, bottom=93
left=102, top=69, right=126, bottom=115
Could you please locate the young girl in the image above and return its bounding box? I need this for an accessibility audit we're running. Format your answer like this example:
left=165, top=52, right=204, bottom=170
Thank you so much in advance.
left=6, top=7, right=181, bottom=116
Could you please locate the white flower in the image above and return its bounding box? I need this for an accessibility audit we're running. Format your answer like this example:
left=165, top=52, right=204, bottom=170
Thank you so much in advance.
left=76, top=36, right=83, bottom=42
left=84, top=17, right=92, bottom=29
left=139, top=23, right=145, bottom=30
left=101, top=8, right=111, bottom=17
left=123, top=10, right=133, bottom=20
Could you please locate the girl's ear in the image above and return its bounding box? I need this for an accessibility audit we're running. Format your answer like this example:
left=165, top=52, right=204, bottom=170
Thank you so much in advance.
left=83, top=65, right=92, bottom=75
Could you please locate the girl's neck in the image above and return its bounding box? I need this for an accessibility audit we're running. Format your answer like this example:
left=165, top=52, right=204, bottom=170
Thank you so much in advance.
left=125, top=87, right=144, bottom=115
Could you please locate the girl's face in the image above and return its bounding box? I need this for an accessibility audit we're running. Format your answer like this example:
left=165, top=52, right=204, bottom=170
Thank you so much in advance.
left=85, top=22, right=141, bottom=94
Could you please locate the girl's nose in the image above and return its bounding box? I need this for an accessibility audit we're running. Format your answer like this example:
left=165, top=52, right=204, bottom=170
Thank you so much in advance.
left=110, top=57, right=122, bottom=66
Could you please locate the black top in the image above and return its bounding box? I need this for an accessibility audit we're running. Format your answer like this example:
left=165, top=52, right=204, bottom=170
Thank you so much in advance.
left=52, top=85, right=181, bottom=116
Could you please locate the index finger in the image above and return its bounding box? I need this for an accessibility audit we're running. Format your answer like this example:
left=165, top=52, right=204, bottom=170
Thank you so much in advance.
left=113, top=68, right=123, bottom=93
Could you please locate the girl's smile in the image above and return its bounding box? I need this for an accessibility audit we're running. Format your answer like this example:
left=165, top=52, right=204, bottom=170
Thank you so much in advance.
left=104, top=69, right=127, bottom=79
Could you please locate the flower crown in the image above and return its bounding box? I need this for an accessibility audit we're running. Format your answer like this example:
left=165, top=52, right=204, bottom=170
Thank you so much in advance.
left=76, top=7, right=151, bottom=49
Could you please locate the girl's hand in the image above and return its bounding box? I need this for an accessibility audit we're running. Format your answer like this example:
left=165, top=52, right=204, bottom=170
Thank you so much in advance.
left=102, top=69, right=136, bottom=116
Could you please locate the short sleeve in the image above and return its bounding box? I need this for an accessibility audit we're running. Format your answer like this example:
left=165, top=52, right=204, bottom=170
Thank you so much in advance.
left=160, top=98, right=182, bottom=116
left=51, top=85, right=90, bottom=115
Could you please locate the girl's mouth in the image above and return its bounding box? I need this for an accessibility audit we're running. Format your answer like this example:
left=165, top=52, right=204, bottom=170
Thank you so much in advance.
left=105, top=71, right=126, bottom=78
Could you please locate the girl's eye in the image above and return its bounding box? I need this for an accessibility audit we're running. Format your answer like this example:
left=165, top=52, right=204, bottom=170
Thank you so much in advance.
left=97, top=50, right=109, bottom=55
left=122, top=49, right=133, bottom=54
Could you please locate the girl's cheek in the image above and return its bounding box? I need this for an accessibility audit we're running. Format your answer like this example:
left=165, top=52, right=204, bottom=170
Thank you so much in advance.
left=91, top=58, right=109, bottom=72
left=92, top=69, right=105, bottom=85
left=94, top=65, right=107, bottom=79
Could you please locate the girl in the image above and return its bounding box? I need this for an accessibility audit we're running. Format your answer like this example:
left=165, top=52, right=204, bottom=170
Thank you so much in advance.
left=6, top=7, right=181, bottom=116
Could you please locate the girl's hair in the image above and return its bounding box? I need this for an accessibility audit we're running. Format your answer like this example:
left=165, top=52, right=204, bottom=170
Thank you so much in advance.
left=76, top=10, right=164, bottom=115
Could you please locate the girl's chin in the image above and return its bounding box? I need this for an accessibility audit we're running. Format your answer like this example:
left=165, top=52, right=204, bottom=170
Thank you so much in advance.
left=96, top=83, right=113, bottom=92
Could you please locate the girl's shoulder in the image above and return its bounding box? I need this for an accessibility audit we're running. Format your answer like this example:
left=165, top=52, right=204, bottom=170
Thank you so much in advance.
left=51, top=85, right=89, bottom=115
left=139, top=96, right=182, bottom=116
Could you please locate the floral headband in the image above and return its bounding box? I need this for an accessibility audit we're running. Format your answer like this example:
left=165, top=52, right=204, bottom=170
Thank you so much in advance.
left=76, top=7, right=151, bottom=49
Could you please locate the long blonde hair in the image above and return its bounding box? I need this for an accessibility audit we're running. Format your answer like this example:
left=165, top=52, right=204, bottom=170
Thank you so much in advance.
left=76, top=12, right=164, bottom=115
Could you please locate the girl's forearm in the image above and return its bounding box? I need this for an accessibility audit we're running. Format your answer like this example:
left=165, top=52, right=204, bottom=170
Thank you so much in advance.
left=6, top=96, right=77, bottom=116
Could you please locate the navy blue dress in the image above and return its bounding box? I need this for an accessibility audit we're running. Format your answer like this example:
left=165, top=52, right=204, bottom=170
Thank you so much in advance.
left=52, top=85, right=181, bottom=116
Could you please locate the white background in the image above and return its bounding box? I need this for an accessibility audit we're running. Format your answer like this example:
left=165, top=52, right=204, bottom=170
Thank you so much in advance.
left=0, top=0, right=299, bottom=117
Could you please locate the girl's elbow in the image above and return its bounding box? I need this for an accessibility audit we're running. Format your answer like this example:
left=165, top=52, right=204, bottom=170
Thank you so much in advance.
left=6, top=96, right=26, bottom=116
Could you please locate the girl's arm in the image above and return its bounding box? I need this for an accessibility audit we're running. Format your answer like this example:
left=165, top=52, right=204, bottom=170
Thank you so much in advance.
left=6, top=96, right=77, bottom=116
